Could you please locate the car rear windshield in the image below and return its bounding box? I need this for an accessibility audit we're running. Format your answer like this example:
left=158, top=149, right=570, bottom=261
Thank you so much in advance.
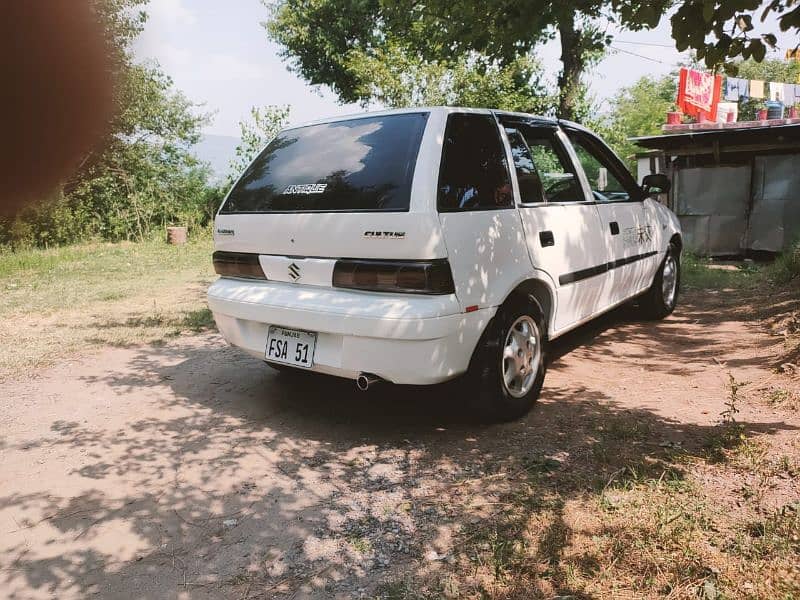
left=220, top=112, right=429, bottom=213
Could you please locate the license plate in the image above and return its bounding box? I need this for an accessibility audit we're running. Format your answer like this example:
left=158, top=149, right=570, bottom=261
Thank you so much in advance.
left=265, top=326, right=316, bottom=368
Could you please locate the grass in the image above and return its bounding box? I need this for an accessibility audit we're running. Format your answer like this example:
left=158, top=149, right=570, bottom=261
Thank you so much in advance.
left=0, top=244, right=783, bottom=381
left=0, top=238, right=216, bottom=379
left=375, top=380, right=799, bottom=599
left=682, top=241, right=800, bottom=291
left=385, top=456, right=799, bottom=599
left=681, top=252, right=762, bottom=290
left=765, top=244, right=800, bottom=284
left=347, top=535, right=373, bottom=555
left=5, top=239, right=799, bottom=598
left=0, top=238, right=214, bottom=314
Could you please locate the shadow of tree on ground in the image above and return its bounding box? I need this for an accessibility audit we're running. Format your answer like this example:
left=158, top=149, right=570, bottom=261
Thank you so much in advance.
left=1, top=291, right=797, bottom=598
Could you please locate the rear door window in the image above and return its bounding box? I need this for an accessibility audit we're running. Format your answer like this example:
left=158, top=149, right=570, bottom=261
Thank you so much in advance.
left=505, top=128, right=544, bottom=204
left=220, top=112, right=428, bottom=213
left=518, top=128, right=583, bottom=203
left=437, top=113, right=513, bottom=211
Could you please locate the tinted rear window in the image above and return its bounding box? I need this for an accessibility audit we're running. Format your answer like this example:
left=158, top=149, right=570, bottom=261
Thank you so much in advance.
left=437, top=113, right=513, bottom=211
left=221, top=113, right=428, bottom=213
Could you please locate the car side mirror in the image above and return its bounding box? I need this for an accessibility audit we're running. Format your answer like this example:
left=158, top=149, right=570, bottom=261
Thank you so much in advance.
left=642, top=173, right=670, bottom=196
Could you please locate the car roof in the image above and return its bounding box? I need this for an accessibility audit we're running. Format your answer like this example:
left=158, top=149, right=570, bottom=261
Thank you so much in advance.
left=284, top=106, right=559, bottom=131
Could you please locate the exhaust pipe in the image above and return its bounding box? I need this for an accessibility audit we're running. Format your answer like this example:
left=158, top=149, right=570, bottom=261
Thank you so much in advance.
left=356, top=372, right=381, bottom=391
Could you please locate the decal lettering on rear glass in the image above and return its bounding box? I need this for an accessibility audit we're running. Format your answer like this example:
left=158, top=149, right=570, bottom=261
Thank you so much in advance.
left=283, top=183, right=327, bottom=195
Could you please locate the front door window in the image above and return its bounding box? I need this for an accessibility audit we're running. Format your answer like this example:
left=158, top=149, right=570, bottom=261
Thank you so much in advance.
left=566, top=132, right=641, bottom=203
left=506, top=125, right=583, bottom=204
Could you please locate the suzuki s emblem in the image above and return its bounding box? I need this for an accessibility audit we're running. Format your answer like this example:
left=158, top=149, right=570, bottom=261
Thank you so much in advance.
left=288, top=262, right=301, bottom=281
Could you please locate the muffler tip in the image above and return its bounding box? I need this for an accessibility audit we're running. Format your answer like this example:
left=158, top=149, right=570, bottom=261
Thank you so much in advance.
left=356, top=372, right=380, bottom=391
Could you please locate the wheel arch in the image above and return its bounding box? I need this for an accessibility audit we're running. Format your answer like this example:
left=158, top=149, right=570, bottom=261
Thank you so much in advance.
left=464, top=276, right=555, bottom=377
left=669, top=232, right=683, bottom=254
left=501, top=277, right=555, bottom=340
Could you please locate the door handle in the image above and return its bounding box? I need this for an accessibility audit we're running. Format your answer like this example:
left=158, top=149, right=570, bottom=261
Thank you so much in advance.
left=539, top=231, right=555, bottom=247
left=609, top=221, right=620, bottom=235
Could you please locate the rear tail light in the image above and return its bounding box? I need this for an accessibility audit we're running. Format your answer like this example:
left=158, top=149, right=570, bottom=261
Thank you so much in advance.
left=333, top=259, right=455, bottom=294
left=212, top=251, right=266, bottom=279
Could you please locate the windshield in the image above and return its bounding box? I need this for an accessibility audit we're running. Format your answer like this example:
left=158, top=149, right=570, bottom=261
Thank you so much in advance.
left=220, top=112, right=429, bottom=213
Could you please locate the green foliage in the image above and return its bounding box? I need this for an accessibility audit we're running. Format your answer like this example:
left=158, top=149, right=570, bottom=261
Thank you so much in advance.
left=681, top=253, right=761, bottom=289
left=378, top=0, right=616, bottom=120
left=265, top=0, right=621, bottom=121
left=267, top=0, right=795, bottom=118
left=267, top=0, right=557, bottom=114
left=766, top=240, right=800, bottom=284
left=64, top=62, right=217, bottom=240
left=646, top=0, right=800, bottom=70
left=0, top=0, right=221, bottom=248
left=734, top=57, right=800, bottom=83
left=265, top=0, right=385, bottom=105
left=346, top=45, right=556, bottom=113
left=229, top=105, right=291, bottom=178
left=598, top=75, right=677, bottom=168
left=738, top=97, right=763, bottom=121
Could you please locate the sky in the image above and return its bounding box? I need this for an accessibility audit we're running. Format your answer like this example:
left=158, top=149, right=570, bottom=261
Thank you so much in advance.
left=134, top=0, right=797, bottom=137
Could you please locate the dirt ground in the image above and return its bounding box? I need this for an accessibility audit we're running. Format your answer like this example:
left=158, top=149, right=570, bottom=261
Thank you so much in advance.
left=1, top=288, right=798, bottom=599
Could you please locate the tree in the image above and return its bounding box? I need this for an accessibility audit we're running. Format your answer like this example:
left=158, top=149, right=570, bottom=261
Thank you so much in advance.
left=2, top=0, right=217, bottom=246
left=734, top=56, right=800, bottom=81
left=265, top=0, right=621, bottom=120
left=64, top=59, right=213, bottom=241
left=229, top=105, right=291, bottom=178
left=615, top=0, right=800, bottom=70
left=598, top=75, right=677, bottom=168
left=383, top=0, right=617, bottom=119
left=346, top=45, right=556, bottom=113
left=265, top=1, right=556, bottom=113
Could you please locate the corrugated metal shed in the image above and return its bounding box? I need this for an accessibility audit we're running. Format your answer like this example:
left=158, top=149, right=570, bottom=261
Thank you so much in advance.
left=634, top=122, right=800, bottom=256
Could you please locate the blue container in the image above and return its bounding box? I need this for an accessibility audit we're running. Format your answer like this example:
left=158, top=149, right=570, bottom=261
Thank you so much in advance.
left=766, top=100, right=784, bottom=119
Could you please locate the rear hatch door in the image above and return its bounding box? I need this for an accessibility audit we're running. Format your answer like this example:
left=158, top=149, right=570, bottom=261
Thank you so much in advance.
left=214, top=111, right=446, bottom=287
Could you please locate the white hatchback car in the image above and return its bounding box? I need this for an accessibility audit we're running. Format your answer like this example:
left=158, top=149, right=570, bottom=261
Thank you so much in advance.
left=208, top=107, right=681, bottom=420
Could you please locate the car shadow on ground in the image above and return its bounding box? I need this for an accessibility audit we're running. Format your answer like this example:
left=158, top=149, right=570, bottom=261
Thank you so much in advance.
left=72, top=291, right=774, bottom=439
left=2, top=294, right=796, bottom=598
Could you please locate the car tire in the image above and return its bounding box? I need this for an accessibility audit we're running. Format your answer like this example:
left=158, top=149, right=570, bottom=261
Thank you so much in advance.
left=640, top=242, right=680, bottom=320
left=466, top=299, right=547, bottom=422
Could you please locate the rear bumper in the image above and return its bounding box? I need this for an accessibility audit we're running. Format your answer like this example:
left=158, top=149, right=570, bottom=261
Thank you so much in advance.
left=207, top=278, right=494, bottom=384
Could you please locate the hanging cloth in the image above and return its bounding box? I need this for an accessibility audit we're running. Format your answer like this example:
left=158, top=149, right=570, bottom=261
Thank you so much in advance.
left=789, top=84, right=800, bottom=106
left=750, top=80, right=765, bottom=98
left=724, top=77, right=742, bottom=101
left=736, top=77, right=749, bottom=100
left=677, top=68, right=723, bottom=121
left=769, top=82, right=785, bottom=102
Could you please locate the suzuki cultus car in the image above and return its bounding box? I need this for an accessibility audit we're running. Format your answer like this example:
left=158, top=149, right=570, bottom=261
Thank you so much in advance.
left=208, top=108, right=681, bottom=420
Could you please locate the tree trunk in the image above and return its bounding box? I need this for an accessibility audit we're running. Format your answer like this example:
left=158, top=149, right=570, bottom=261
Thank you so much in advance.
left=557, top=11, right=585, bottom=122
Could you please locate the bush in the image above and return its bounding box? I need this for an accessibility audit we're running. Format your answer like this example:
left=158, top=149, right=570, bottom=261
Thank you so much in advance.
left=0, top=190, right=90, bottom=248
left=767, top=242, right=800, bottom=284
left=0, top=173, right=225, bottom=249
left=0, top=2, right=228, bottom=251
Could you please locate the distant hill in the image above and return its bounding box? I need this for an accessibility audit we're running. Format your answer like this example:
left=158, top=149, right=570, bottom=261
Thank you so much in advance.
left=191, top=134, right=240, bottom=181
